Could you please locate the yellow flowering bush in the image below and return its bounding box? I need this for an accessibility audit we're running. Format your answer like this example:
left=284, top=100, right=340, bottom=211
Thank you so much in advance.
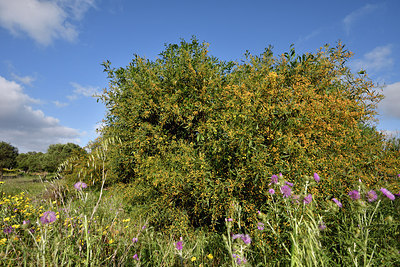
left=96, top=38, right=400, bottom=232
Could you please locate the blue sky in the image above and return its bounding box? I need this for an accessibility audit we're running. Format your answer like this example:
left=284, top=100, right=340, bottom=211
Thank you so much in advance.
left=0, top=0, right=399, bottom=153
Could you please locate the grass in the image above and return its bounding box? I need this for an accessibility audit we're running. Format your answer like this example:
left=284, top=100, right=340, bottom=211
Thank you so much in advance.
left=0, top=173, right=399, bottom=266
left=0, top=175, right=48, bottom=197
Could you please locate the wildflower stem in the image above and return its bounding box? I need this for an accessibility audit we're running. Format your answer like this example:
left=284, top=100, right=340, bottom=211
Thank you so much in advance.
left=90, top=160, right=106, bottom=221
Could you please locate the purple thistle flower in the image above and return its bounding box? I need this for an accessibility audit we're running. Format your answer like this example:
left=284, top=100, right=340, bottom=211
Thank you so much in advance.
left=268, top=188, right=275, bottom=195
left=257, top=222, right=264, bottom=230
left=23, top=220, right=30, bottom=225
left=236, top=257, right=247, bottom=265
left=366, top=190, right=378, bottom=202
left=74, top=181, right=87, bottom=191
left=380, top=188, right=395, bottom=200
left=226, top=218, right=233, bottom=222
left=348, top=190, right=360, bottom=200
left=313, top=173, right=320, bottom=182
left=285, top=181, right=294, bottom=187
left=241, top=234, right=251, bottom=245
left=318, top=222, right=327, bottom=231
left=3, top=226, right=13, bottom=234
left=332, top=198, right=342, bottom=208
left=232, top=234, right=242, bottom=240
left=271, top=174, right=278, bottom=184
left=280, top=185, right=292, bottom=198
left=40, top=211, right=57, bottom=224
left=132, top=238, right=138, bottom=243
left=232, top=233, right=251, bottom=244
left=175, top=241, right=183, bottom=251
left=133, top=254, right=139, bottom=261
left=303, top=194, right=312, bottom=204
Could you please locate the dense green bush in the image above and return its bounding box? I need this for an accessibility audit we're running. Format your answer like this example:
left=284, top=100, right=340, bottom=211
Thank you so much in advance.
left=98, top=38, right=400, bottom=231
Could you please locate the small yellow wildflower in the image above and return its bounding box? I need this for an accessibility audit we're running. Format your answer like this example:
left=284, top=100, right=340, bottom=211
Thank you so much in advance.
left=207, top=254, right=213, bottom=260
left=12, top=224, right=20, bottom=229
left=0, top=181, right=4, bottom=184
left=4, top=217, right=10, bottom=222
left=191, top=257, right=196, bottom=262
left=122, top=218, right=131, bottom=223
left=0, top=238, right=7, bottom=245
left=108, top=239, right=114, bottom=244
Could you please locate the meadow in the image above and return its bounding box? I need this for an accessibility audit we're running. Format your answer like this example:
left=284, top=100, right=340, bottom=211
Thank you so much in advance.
left=2, top=39, right=400, bottom=266
left=1, top=172, right=399, bottom=266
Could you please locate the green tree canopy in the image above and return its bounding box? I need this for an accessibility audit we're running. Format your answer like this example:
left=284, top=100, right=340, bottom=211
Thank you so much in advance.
left=98, top=38, right=398, bottom=231
left=16, top=143, right=84, bottom=174
left=16, top=152, right=45, bottom=173
left=0, top=141, right=18, bottom=179
left=42, top=143, right=84, bottom=172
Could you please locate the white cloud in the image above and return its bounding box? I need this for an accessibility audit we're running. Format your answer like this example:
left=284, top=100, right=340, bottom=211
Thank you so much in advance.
left=53, top=100, right=69, bottom=107
left=0, top=0, right=95, bottom=46
left=67, top=82, right=100, bottom=100
left=11, top=73, right=36, bottom=86
left=0, top=75, right=81, bottom=152
left=58, top=0, right=96, bottom=20
left=379, top=82, right=400, bottom=119
left=343, top=4, right=379, bottom=34
left=351, top=45, right=394, bottom=74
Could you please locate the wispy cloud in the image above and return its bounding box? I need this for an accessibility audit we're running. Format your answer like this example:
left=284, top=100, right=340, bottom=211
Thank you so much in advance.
left=0, top=75, right=81, bottom=152
left=350, top=44, right=394, bottom=74
left=53, top=100, right=69, bottom=108
left=67, top=82, right=100, bottom=100
left=296, top=29, right=322, bottom=45
left=0, top=0, right=96, bottom=46
left=379, top=82, right=400, bottom=119
left=11, top=73, right=36, bottom=86
left=343, top=4, right=380, bottom=34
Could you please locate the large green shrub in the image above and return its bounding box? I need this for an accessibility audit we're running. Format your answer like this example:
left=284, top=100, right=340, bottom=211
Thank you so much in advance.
left=98, top=38, right=399, bottom=231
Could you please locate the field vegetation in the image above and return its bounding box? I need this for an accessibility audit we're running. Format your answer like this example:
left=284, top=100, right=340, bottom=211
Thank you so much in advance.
left=1, top=38, right=400, bottom=266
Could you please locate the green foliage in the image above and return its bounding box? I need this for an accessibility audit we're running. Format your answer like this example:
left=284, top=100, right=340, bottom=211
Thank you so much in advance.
left=43, top=143, right=84, bottom=173
left=16, top=143, right=84, bottom=174
left=16, top=152, right=45, bottom=172
left=57, top=137, right=119, bottom=189
left=98, top=38, right=399, bottom=231
left=1, top=173, right=399, bottom=266
left=0, top=141, right=18, bottom=179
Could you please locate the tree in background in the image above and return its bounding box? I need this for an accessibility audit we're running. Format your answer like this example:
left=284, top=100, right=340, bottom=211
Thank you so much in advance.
left=16, top=152, right=45, bottom=173
left=0, top=141, right=18, bottom=179
left=98, top=38, right=399, bottom=231
left=42, top=143, right=84, bottom=173
left=16, top=143, right=84, bottom=174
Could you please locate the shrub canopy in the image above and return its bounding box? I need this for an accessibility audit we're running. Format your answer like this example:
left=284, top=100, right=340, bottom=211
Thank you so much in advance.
left=0, top=141, right=18, bottom=179
left=98, top=38, right=399, bottom=231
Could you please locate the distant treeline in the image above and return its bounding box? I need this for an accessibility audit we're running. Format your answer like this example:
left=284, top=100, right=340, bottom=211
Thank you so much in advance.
left=16, top=143, right=85, bottom=173
left=0, top=142, right=85, bottom=177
